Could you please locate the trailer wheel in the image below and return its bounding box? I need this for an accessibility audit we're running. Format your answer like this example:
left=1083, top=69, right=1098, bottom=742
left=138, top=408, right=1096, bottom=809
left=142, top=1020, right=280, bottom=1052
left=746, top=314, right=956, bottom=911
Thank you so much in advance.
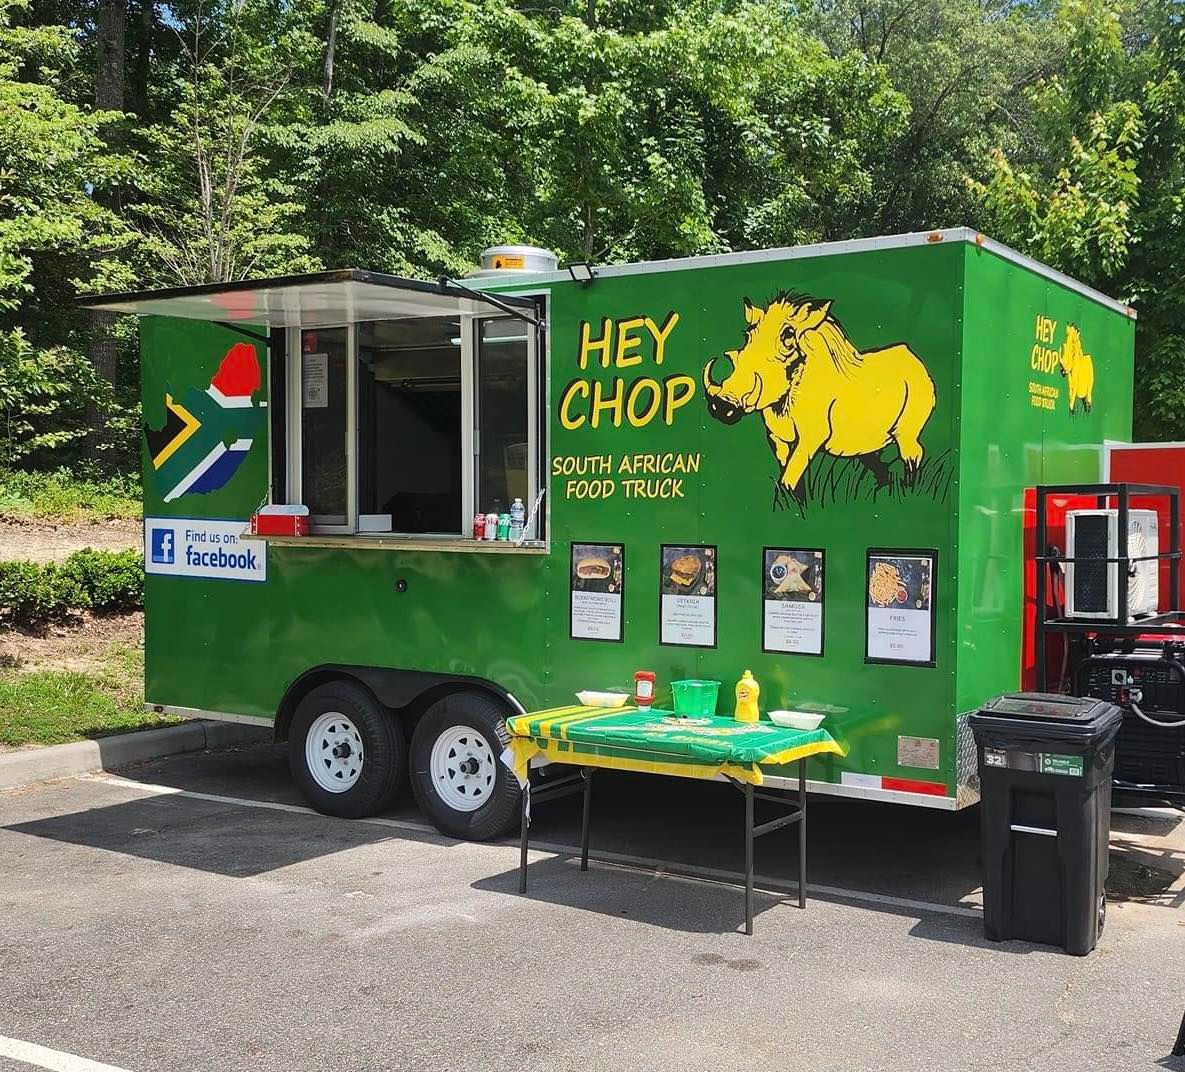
left=410, top=691, right=520, bottom=841
left=289, top=681, right=403, bottom=819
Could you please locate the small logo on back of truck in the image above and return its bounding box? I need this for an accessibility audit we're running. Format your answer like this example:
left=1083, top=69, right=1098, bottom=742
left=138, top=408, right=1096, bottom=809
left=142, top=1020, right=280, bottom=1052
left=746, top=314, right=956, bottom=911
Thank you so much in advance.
left=150, top=528, right=175, bottom=564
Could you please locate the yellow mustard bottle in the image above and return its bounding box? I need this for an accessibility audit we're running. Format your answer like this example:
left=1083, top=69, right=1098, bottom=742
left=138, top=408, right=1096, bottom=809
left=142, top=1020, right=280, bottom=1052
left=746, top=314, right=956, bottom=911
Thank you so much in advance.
left=734, top=670, right=760, bottom=723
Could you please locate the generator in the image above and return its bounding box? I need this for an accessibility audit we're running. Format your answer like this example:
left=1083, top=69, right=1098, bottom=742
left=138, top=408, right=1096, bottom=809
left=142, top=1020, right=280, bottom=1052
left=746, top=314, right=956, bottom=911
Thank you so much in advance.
left=1074, top=643, right=1185, bottom=799
left=1032, top=483, right=1185, bottom=806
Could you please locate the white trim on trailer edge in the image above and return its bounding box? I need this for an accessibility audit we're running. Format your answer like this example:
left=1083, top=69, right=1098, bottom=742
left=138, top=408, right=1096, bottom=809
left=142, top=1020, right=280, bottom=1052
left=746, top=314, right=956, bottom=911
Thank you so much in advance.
left=475, top=228, right=1133, bottom=318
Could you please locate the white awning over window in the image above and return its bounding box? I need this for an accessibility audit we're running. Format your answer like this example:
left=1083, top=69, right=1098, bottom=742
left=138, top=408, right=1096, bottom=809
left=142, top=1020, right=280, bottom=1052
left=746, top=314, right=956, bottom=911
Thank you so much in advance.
left=80, top=269, right=540, bottom=328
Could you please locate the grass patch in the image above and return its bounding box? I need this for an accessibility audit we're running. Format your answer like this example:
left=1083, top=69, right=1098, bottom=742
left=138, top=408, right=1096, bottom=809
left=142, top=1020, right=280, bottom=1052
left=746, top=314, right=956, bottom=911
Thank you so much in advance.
left=0, top=468, right=141, bottom=521
left=0, top=639, right=174, bottom=747
left=772, top=448, right=954, bottom=516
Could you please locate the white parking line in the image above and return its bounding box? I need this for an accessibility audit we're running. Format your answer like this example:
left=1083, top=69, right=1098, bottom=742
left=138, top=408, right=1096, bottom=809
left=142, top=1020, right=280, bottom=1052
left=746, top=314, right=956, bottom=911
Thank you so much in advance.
left=0, top=1036, right=135, bottom=1072
left=87, top=773, right=982, bottom=920
left=87, top=774, right=434, bottom=834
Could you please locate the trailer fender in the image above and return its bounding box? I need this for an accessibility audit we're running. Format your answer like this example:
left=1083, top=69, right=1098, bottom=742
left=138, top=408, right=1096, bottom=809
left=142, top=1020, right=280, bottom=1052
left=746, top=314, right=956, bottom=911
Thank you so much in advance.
left=273, top=666, right=524, bottom=742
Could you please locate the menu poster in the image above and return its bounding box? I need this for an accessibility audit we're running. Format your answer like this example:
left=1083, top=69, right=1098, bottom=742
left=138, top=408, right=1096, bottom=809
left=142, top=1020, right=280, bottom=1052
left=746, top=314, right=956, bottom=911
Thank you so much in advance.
left=865, top=549, right=937, bottom=666
left=762, top=548, right=825, bottom=656
left=302, top=352, right=328, bottom=408
left=660, top=545, right=717, bottom=648
left=570, top=543, right=624, bottom=642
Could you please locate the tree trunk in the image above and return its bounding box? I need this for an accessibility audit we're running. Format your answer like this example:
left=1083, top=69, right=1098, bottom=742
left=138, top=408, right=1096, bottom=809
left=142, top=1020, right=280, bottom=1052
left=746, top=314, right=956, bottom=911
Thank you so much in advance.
left=96, top=0, right=127, bottom=112
left=322, top=0, right=342, bottom=101
left=131, top=0, right=154, bottom=118
left=89, top=0, right=129, bottom=452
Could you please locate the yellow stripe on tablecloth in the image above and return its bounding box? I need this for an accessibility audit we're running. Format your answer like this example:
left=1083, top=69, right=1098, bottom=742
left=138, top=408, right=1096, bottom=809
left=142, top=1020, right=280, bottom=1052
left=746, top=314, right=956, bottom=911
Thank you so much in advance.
left=507, top=706, right=579, bottom=738
left=534, top=706, right=593, bottom=737
left=529, top=739, right=733, bottom=782
left=557, top=712, right=618, bottom=741
left=761, top=738, right=848, bottom=766
left=507, top=737, right=540, bottom=785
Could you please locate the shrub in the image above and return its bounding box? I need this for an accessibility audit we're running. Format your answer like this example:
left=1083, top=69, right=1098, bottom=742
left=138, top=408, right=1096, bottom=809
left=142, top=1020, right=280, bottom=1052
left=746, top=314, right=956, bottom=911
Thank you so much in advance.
left=0, top=550, right=143, bottom=625
left=61, top=549, right=144, bottom=612
left=0, top=560, right=87, bottom=625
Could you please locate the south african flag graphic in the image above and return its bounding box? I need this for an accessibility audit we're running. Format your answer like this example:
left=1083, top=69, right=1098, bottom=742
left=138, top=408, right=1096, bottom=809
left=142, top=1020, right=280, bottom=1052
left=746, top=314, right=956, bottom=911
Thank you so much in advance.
left=145, top=342, right=264, bottom=502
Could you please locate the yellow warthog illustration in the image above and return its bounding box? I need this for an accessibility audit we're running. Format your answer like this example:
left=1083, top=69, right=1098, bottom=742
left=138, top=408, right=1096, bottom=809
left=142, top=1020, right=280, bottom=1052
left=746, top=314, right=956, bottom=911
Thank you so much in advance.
left=1059, top=323, right=1094, bottom=413
left=703, top=294, right=936, bottom=496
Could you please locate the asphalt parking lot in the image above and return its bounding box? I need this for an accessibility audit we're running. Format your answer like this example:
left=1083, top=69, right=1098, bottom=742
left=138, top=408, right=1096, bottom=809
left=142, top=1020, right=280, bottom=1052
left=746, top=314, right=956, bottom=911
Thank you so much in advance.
left=2, top=740, right=1184, bottom=1072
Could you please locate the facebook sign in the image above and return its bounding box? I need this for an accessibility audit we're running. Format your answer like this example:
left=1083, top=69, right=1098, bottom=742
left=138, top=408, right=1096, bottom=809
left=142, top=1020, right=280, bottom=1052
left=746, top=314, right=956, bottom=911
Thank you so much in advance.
left=143, top=518, right=266, bottom=583
left=150, top=527, right=175, bottom=564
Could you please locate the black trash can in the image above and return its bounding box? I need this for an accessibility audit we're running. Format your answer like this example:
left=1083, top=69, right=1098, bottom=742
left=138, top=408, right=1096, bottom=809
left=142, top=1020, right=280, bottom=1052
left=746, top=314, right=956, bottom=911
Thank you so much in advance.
left=970, top=693, right=1122, bottom=956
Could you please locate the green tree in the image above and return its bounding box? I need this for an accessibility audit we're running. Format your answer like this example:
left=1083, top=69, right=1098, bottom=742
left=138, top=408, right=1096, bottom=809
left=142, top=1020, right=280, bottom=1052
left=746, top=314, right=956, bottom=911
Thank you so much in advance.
left=971, top=0, right=1185, bottom=438
left=0, top=0, right=137, bottom=467
left=123, top=2, right=318, bottom=285
left=810, top=0, right=1056, bottom=233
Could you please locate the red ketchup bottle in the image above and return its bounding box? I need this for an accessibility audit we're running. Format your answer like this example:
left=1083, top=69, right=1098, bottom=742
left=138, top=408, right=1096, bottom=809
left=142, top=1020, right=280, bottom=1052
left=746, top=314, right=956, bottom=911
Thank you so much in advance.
left=634, top=670, right=657, bottom=709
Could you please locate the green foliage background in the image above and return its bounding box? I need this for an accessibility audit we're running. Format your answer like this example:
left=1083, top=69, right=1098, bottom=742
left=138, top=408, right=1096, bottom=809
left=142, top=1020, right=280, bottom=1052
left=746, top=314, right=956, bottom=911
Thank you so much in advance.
left=2, top=0, right=1183, bottom=464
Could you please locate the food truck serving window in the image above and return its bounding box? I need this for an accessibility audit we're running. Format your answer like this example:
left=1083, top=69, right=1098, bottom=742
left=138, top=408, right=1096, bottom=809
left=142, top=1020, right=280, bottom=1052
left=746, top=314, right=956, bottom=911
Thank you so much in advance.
left=80, top=270, right=546, bottom=546
left=283, top=313, right=540, bottom=538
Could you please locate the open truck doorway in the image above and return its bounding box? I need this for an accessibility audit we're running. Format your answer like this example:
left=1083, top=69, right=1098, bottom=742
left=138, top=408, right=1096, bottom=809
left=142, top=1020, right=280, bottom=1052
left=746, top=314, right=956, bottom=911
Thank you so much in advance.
left=81, top=230, right=1138, bottom=838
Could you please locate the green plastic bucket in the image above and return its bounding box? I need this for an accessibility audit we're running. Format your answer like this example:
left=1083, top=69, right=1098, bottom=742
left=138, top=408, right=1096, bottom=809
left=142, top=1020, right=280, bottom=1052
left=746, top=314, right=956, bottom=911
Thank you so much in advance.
left=671, top=679, right=721, bottom=717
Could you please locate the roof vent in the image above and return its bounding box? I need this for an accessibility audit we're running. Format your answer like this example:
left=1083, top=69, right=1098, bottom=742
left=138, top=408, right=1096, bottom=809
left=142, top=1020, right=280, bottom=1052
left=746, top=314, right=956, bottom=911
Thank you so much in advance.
left=471, top=245, right=559, bottom=277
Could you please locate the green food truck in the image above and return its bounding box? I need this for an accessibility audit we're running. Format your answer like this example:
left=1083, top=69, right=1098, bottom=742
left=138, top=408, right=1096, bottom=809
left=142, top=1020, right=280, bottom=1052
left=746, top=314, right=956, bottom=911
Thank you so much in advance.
left=83, top=227, right=1136, bottom=840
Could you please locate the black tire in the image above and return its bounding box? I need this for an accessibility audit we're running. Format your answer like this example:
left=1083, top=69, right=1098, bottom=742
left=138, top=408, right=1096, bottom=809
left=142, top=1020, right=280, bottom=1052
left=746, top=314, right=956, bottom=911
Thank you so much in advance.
left=410, top=691, right=521, bottom=841
left=289, top=681, right=404, bottom=819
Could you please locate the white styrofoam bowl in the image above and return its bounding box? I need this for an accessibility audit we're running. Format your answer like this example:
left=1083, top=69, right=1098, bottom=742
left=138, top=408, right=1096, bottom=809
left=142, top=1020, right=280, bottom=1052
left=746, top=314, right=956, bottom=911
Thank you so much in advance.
left=577, top=690, right=630, bottom=708
left=769, top=710, right=825, bottom=731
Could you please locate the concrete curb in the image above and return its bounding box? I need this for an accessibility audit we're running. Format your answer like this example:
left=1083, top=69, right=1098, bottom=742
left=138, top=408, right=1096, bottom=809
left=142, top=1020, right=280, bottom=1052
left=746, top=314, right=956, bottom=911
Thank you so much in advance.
left=0, top=721, right=270, bottom=791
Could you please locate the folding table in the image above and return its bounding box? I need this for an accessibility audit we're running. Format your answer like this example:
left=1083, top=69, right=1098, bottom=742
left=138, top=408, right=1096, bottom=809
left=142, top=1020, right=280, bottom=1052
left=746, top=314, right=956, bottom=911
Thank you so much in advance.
left=503, top=705, right=844, bottom=934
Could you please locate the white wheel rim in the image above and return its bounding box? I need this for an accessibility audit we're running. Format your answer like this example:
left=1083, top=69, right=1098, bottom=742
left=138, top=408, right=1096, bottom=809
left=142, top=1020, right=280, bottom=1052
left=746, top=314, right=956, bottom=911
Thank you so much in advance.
left=305, top=711, right=364, bottom=793
left=429, top=725, right=497, bottom=813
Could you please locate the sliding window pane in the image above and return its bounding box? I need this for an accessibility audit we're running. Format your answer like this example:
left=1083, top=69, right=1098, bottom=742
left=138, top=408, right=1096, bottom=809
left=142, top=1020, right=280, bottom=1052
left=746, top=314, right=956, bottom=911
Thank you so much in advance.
left=476, top=319, right=530, bottom=517
left=300, top=327, right=348, bottom=523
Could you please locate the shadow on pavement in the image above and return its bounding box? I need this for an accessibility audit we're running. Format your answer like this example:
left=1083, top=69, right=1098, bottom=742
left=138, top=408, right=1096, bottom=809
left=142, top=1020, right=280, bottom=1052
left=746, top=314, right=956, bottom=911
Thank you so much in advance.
left=1108, top=809, right=1185, bottom=907
left=104, top=741, right=301, bottom=804
left=904, top=911, right=1052, bottom=954
left=18, top=743, right=1183, bottom=915
left=473, top=853, right=794, bottom=935
left=3, top=791, right=441, bottom=877
left=519, top=769, right=987, bottom=911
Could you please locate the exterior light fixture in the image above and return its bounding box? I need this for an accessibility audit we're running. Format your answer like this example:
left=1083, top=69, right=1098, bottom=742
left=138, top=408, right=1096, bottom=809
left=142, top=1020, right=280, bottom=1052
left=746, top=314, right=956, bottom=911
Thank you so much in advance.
left=567, top=262, right=598, bottom=287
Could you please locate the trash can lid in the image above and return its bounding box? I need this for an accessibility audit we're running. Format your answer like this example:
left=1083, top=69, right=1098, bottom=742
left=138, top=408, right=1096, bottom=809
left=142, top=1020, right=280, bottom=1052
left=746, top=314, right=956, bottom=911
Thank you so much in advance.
left=978, top=693, right=1113, bottom=723
left=972, top=693, right=1122, bottom=737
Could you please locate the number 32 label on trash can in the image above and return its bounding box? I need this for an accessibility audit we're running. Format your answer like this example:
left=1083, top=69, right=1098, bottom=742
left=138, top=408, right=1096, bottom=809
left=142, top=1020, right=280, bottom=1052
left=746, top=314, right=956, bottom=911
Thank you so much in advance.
left=985, top=748, right=1084, bottom=777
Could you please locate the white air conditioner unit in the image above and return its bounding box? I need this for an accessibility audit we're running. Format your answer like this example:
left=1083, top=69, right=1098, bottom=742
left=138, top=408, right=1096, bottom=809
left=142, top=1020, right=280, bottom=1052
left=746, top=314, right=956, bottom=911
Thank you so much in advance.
left=1064, top=508, right=1160, bottom=620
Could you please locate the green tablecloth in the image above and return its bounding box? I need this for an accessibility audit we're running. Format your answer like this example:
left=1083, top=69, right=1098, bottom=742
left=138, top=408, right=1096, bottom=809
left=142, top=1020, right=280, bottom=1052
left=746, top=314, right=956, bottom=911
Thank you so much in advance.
left=505, top=705, right=844, bottom=786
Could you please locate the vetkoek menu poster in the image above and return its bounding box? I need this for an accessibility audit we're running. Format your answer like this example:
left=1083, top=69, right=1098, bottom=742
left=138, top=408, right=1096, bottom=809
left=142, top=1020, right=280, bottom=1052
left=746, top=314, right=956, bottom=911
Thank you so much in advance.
left=570, top=543, right=624, bottom=642
left=762, top=548, right=824, bottom=656
left=865, top=550, right=935, bottom=665
left=660, top=545, right=716, bottom=647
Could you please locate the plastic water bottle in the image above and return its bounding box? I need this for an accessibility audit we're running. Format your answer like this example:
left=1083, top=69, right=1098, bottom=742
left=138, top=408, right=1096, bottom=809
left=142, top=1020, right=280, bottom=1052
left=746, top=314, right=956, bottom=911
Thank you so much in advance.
left=510, top=497, right=526, bottom=541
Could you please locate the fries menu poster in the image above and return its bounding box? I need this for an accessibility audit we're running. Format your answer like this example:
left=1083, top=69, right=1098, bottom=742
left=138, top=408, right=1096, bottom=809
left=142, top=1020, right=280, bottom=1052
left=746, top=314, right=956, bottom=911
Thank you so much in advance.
left=660, top=545, right=716, bottom=647
left=763, top=548, right=824, bottom=656
left=570, top=543, right=624, bottom=642
left=866, top=551, right=935, bottom=666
